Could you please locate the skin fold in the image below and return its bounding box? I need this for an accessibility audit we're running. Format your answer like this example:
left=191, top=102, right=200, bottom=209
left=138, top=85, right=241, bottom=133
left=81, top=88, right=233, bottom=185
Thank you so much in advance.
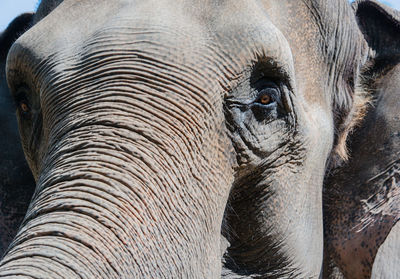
left=0, top=13, right=36, bottom=256
left=323, top=1, right=400, bottom=278
left=0, top=0, right=367, bottom=278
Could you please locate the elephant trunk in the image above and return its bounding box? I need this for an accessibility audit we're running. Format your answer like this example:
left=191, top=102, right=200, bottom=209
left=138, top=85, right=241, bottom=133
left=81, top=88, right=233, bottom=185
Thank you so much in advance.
left=0, top=113, right=233, bottom=277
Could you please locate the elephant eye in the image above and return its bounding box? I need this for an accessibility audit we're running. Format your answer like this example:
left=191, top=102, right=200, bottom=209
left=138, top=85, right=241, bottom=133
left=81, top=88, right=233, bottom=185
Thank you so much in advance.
left=248, top=82, right=287, bottom=122
left=14, top=86, right=32, bottom=118
left=253, top=85, right=280, bottom=107
left=256, top=93, right=274, bottom=106
left=259, top=94, right=271, bottom=105
left=19, top=100, right=30, bottom=114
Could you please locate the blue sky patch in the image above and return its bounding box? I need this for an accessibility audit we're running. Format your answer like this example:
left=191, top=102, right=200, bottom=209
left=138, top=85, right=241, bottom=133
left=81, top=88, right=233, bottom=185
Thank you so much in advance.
left=35, top=0, right=42, bottom=11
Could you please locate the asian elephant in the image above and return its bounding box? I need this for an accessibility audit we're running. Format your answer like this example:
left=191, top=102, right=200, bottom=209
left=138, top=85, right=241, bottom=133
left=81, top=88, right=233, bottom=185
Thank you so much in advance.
left=323, top=1, right=400, bottom=278
left=0, top=0, right=369, bottom=278
left=0, top=13, right=36, bottom=255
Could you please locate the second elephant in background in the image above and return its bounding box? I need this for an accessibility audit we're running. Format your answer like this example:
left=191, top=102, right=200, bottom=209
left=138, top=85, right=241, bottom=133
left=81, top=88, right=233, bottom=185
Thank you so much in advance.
left=324, top=1, right=400, bottom=278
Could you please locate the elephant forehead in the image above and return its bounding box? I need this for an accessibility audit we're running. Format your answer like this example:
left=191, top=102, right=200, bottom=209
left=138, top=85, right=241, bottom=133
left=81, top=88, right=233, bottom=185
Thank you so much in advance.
left=9, top=0, right=364, bottom=112
left=11, top=0, right=297, bottom=91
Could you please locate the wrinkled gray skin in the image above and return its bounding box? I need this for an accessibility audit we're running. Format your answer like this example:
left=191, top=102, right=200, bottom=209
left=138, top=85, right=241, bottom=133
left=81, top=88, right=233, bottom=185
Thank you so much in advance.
left=0, top=13, right=35, bottom=255
left=323, top=1, right=400, bottom=278
left=0, top=0, right=367, bottom=278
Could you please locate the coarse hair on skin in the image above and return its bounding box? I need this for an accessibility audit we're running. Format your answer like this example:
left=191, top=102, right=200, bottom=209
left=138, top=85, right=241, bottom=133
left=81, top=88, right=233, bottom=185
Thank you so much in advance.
left=305, top=0, right=373, bottom=169
left=329, top=52, right=375, bottom=169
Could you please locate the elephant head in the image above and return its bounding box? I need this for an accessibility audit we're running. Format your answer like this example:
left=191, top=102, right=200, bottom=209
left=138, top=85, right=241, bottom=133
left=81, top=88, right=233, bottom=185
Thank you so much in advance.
left=323, top=1, right=400, bottom=278
left=0, top=13, right=35, bottom=255
left=0, top=0, right=368, bottom=277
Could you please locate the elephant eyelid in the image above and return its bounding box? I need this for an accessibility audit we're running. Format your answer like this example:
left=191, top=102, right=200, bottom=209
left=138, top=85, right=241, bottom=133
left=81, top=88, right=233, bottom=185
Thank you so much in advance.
left=13, top=94, right=25, bottom=109
left=254, top=86, right=279, bottom=102
left=224, top=82, right=281, bottom=109
left=250, top=59, right=295, bottom=112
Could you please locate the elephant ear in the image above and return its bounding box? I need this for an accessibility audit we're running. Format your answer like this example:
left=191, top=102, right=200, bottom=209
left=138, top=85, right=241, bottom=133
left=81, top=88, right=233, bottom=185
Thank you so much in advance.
left=354, top=0, right=400, bottom=67
left=330, top=1, right=400, bottom=167
left=0, top=13, right=34, bottom=62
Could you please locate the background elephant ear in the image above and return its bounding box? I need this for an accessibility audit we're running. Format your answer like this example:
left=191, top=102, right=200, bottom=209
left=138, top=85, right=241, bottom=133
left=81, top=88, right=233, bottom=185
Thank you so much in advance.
left=0, top=13, right=34, bottom=61
left=354, top=0, right=400, bottom=64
